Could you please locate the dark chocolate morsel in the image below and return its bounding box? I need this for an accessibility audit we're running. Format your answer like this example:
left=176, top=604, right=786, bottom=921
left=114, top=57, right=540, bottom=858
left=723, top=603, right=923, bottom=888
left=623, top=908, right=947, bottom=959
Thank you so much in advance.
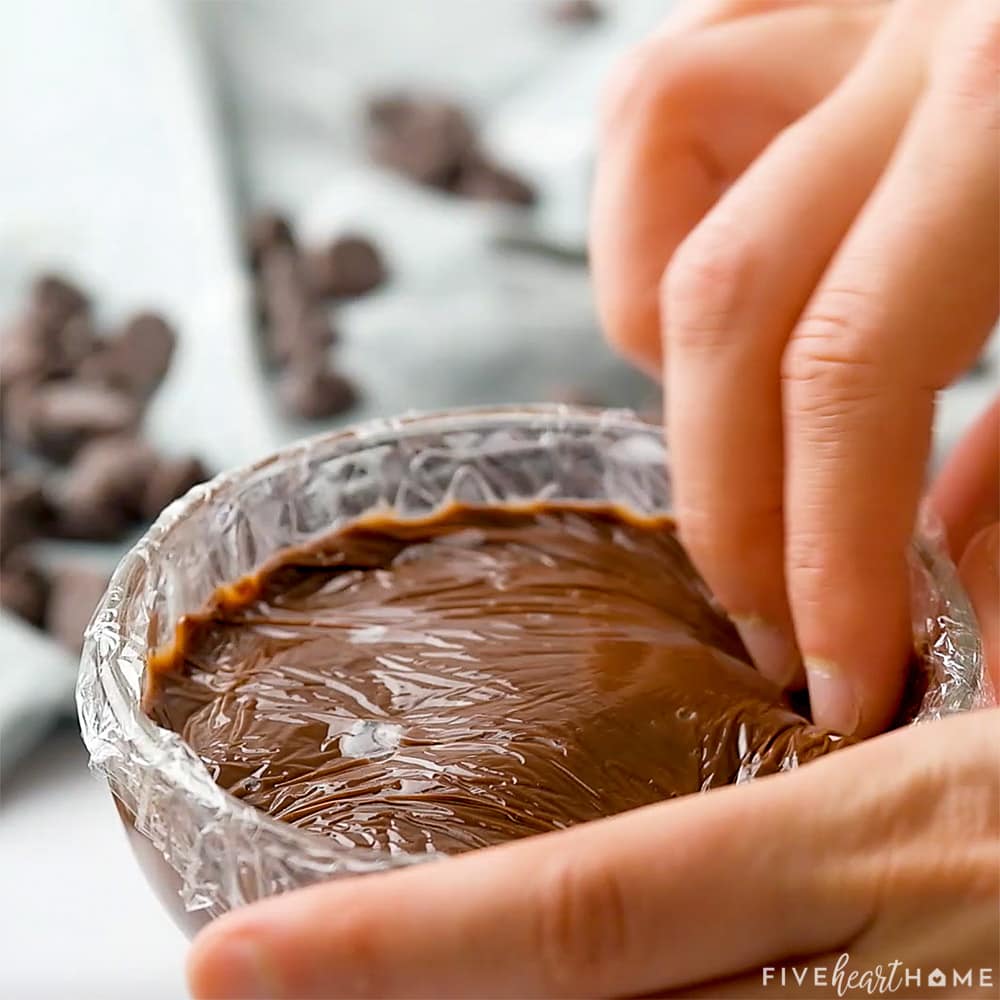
left=141, top=455, right=209, bottom=521
left=5, top=380, right=141, bottom=463
left=257, top=246, right=312, bottom=367
left=30, top=274, right=90, bottom=333
left=277, top=365, right=359, bottom=421
left=0, top=320, right=50, bottom=389
left=53, top=435, right=158, bottom=539
left=551, top=0, right=603, bottom=23
left=1, top=308, right=97, bottom=387
left=78, top=313, right=176, bottom=402
left=45, top=563, right=110, bottom=653
left=246, top=211, right=296, bottom=271
left=0, top=474, right=52, bottom=559
left=117, top=313, right=176, bottom=398
left=302, top=235, right=387, bottom=300
left=0, top=548, right=50, bottom=628
left=455, top=154, right=536, bottom=206
left=367, top=94, right=476, bottom=189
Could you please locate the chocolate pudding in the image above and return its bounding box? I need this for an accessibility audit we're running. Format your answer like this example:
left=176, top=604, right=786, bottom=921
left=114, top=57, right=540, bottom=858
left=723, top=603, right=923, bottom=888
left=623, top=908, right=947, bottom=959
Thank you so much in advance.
left=144, top=503, right=853, bottom=854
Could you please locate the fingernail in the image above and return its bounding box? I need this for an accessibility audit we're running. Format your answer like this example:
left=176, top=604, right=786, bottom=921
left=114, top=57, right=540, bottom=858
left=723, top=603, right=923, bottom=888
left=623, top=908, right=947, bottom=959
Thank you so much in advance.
left=188, top=934, right=278, bottom=1000
left=732, top=615, right=801, bottom=687
left=806, top=658, right=860, bottom=735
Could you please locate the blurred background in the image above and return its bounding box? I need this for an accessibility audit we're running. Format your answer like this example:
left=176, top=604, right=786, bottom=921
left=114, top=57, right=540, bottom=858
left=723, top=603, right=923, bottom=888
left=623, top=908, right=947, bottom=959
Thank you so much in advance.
left=0, top=3, right=995, bottom=998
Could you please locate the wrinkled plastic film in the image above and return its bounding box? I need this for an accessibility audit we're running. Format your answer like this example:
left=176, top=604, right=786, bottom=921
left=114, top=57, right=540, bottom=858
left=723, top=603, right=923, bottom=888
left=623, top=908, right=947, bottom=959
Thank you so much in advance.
left=76, top=406, right=987, bottom=921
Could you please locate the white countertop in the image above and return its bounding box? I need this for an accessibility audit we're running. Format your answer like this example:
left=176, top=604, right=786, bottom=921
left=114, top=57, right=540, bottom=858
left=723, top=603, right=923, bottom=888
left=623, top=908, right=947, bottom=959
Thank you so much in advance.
left=1, top=729, right=187, bottom=1000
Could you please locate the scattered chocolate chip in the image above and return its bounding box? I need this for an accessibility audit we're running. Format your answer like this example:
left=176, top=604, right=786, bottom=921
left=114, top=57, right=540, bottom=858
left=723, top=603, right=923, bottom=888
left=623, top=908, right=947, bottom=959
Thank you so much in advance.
left=455, top=154, right=536, bottom=206
left=52, top=435, right=158, bottom=540
left=79, top=312, right=176, bottom=401
left=5, top=380, right=141, bottom=463
left=368, top=94, right=476, bottom=189
left=141, top=455, right=209, bottom=521
left=45, top=564, right=109, bottom=653
left=256, top=247, right=340, bottom=368
left=1, top=475, right=52, bottom=560
left=551, top=0, right=602, bottom=24
left=303, top=235, right=387, bottom=300
left=278, top=365, right=359, bottom=421
left=0, top=321, right=50, bottom=389
left=1, top=308, right=97, bottom=387
left=55, top=312, right=100, bottom=371
left=30, top=274, right=90, bottom=333
left=0, top=548, right=50, bottom=628
left=367, top=94, right=535, bottom=207
left=246, top=211, right=296, bottom=271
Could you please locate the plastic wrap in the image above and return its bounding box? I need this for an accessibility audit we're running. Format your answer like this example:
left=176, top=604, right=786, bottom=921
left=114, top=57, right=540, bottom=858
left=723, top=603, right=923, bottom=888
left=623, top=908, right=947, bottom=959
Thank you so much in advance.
left=76, top=405, right=988, bottom=926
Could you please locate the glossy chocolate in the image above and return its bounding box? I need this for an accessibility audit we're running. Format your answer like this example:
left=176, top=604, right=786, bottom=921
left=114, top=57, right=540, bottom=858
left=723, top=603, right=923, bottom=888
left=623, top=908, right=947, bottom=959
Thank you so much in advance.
left=144, top=504, right=851, bottom=854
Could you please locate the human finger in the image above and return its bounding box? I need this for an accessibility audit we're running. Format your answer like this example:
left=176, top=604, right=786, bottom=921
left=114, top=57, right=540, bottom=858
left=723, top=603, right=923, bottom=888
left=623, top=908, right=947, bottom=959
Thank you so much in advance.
left=782, top=0, right=1000, bottom=734
left=663, top=1, right=933, bottom=685
left=591, top=1, right=882, bottom=376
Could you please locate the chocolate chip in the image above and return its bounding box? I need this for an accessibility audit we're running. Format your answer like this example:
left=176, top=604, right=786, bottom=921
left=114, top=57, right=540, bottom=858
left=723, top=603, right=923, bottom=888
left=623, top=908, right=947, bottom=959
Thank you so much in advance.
left=45, top=564, right=109, bottom=653
left=0, top=548, right=50, bottom=628
left=56, top=313, right=100, bottom=371
left=0, top=321, right=50, bottom=390
left=257, top=247, right=337, bottom=367
left=551, top=0, right=602, bottom=24
left=5, top=380, right=141, bottom=463
left=455, top=154, right=536, bottom=206
left=30, top=274, right=90, bottom=333
left=246, top=211, right=296, bottom=271
left=1, top=308, right=98, bottom=388
left=277, top=365, right=359, bottom=421
left=79, top=312, right=176, bottom=401
left=303, top=235, right=387, bottom=300
left=52, top=435, right=158, bottom=540
left=141, top=455, right=209, bottom=521
left=367, top=94, right=476, bottom=189
left=1, top=475, right=52, bottom=560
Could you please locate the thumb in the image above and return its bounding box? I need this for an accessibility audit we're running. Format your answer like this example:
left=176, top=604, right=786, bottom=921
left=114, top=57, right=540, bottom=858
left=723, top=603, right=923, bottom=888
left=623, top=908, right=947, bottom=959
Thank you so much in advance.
left=187, top=759, right=872, bottom=1000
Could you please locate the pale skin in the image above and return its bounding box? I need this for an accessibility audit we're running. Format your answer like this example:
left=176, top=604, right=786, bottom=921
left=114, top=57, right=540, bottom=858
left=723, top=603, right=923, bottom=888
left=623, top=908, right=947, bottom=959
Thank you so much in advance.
left=188, top=1, right=999, bottom=996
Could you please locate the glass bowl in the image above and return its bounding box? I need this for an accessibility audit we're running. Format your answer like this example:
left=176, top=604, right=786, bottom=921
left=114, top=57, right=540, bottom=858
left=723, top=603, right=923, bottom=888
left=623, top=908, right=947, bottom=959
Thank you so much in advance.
left=76, top=405, right=985, bottom=934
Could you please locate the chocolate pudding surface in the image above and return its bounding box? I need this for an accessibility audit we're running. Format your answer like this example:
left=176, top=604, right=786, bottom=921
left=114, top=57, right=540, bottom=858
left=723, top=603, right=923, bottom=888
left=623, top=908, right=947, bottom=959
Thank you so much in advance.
left=144, top=503, right=852, bottom=854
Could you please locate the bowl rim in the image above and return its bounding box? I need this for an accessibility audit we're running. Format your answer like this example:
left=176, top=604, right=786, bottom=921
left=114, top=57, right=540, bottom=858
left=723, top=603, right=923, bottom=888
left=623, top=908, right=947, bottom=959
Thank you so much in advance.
left=76, top=402, right=985, bottom=883
left=78, top=404, right=673, bottom=873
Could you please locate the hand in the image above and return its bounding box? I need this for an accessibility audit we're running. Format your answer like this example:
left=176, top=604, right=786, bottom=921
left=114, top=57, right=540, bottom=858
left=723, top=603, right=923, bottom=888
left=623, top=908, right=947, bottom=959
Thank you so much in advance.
left=184, top=380, right=998, bottom=1000
left=590, top=0, right=999, bottom=734
left=187, top=704, right=998, bottom=1000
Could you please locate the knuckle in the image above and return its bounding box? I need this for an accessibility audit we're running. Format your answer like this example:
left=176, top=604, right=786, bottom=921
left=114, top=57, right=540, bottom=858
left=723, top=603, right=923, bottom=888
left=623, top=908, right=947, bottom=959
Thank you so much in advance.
left=869, top=750, right=1000, bottom=911
left=600, top=36, right=709, bottom=142
left=534, top=856, right=632, bottom=996
left=783, top=542, right=831, bottom=599
left=782, top=286, right=888, bottom=406
left=663, top=213, right=760, bottom=353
